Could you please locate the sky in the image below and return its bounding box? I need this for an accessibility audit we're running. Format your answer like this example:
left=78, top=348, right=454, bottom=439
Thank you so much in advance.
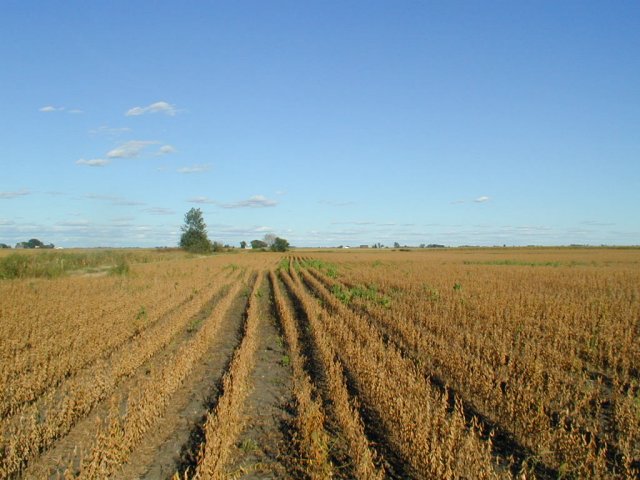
left=1, top=1, right=639, bottom=248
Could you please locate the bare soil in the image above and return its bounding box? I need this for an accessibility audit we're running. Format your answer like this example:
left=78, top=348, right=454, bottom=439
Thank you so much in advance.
left=224, top=279, right=295, bottom=479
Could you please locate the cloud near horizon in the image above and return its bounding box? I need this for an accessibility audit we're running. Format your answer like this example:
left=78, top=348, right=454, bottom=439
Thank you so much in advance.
left=85, top=194, right=145, bottom=206
left=188, top=195, right=278, bottom=208
left=0, top=190, right=30, bottom=199
left=125, top=101, right=177, bottom=117
left=144, top=207, right=175, bottom=215
left=475, top=196, right=490, bottom=203
left=221, top=195, right=278, bottom=209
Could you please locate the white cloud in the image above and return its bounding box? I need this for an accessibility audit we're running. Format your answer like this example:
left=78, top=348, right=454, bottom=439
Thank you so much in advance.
left=474, top=196, right=490, bottom=203
left=39, top=105, right=64, bottom=112
left=221, top=195, right=278, bottom=209
left=177, top=164, right=211, bottom=174
left=76, top=158, right=110, bottom=167
left=0, top=190, right=30, bottom=199
left=107, top=140, right=157, bottom=158
left=158, top=145, right=176, bottom=155
left=125, top=101, right=177, bottom=116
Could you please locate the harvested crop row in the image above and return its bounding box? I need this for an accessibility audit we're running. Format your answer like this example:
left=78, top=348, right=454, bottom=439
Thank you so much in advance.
left=0, top=271, right=239, bottom=479
left=191, top=272, right=264, bottom=479
left=68, top=272, right=253, bottom=479
left=269, top=270, right=333, bottom=479
left=288, top=264, right=507, bottom=479
left=278, top=268, right=384, bottom=479
left=302, top=261, right=637, bottom=477
left=0, top=261, right=227, bottom=418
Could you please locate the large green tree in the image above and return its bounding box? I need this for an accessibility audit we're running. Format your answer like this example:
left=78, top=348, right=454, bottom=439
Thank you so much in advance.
left=250, top=239, right=267, bottom=249
left=271, top=237, right=290, bottom=252
left=179, top=208, right=213, bottom=253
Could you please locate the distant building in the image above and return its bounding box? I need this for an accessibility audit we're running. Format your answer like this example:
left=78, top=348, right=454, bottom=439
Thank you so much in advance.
left=359, top=245, right=369, bottom=249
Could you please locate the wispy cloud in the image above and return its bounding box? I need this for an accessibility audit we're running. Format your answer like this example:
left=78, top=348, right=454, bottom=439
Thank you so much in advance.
left=581, top=220, right=616, bottom=227
left=158, top=145, right=176, bottom=155
left=125, top=101, right=177, bottom=117
left=188, top=195, right=278, bottom=208
left=331, top=221, right=375, bottom=226
left=39, top=105, right=64, bottom=112
left=221, top=195, right=277, bottom=209
left=474, top=196, right=490, bottom=203
left=107, top=140, right=157, bottom=158
left=76, top=158, right=110, bottom=167
left=450, top=199, right=466, bottom=205
left=85, top=194, right=145, bottom=206
left=188, top=196, right=217, bottom=204
left=39, top=105, right=82, bottom=114
left=0, top=190, right=30, bottom=199
left=144, top=207, right=175, bottom=215
left=89, top=125, right=132, bottom=137
left=55, top=220, right=91, bottom=227
left=177, top=164, right=210, bottom=174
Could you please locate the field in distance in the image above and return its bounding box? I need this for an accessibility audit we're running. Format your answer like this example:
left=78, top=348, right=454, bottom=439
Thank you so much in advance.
left=1, top=247, right=639, bottom=479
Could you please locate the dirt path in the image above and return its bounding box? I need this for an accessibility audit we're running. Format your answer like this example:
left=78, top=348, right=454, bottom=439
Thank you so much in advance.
left=225, top=275, right=295, bottom=479
left=118, top=280, right=252, bottom=480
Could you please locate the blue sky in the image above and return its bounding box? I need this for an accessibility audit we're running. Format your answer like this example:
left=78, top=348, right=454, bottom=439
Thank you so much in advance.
left=1, top=1, right=638, bottom=247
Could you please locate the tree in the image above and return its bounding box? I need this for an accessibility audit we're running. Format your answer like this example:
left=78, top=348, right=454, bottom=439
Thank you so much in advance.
left=393, top=242, right=400, bottom=248
left=270, top=237, right=290, bottom=252
left=263, top=233, right=277, bottom=247
left=179, top=208, right=213, bottom=253
left=0, top=243, right=10, bottom=249
left=250, top=239, right=267, bottom=249
left=240, top=240, right=247, bottom=249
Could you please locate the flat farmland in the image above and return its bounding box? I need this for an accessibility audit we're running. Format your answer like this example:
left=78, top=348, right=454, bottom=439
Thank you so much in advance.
left=1, top=248, right=639, bottom=479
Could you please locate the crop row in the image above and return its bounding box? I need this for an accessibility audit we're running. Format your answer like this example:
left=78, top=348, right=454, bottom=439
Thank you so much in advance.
left=1, top=266, right=244, bottom=478
left=296, top=252, right=640, bottom=478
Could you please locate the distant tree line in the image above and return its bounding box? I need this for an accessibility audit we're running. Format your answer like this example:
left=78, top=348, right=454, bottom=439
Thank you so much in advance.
left=7, top=239, right=55, bottom=249
left=179, top=208, right=289, bottom=253
left=249, top=234, right=289, bottom=252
